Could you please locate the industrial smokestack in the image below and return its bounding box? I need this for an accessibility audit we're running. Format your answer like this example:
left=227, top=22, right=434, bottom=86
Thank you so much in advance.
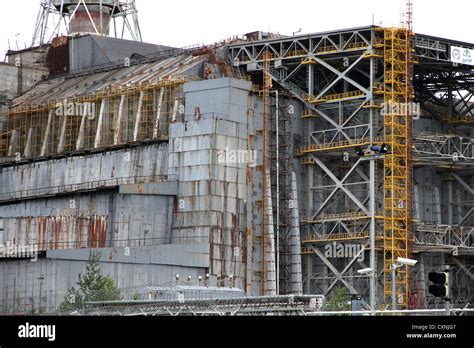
left=68, top=4, right=112, bottom=36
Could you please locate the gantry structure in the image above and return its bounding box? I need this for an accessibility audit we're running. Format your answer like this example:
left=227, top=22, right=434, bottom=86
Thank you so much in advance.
left=228, top=25, right=474, bottom=309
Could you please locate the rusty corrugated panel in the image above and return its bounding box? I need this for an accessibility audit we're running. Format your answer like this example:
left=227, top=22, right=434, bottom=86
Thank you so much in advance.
left=88, top=216, right=108, bottom=248
left=6, top=216, right=108, bottom=252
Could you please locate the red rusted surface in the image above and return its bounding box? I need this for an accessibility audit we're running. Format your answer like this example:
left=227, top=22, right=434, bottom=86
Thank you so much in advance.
left=191, top=47, right=233, bottom=78
left=208, top=211, right=245, bottom=285
left=76, top=218, right=85, bottom=249
left=88, top=217, right=108, bottom=248
left=69, top=9, right=109, bottom=36
left=191, top=47, right=210, bottom=57
left=25, top=217, right=33, bottom=247
left=6, top=216, right=108, bottom=252
left=37, top=217, right=47, bottom=250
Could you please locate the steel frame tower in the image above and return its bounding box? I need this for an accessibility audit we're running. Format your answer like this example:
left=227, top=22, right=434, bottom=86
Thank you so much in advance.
left=228, top=25, right=474, bottom=309
left=32, top=0, right=142, bottom=46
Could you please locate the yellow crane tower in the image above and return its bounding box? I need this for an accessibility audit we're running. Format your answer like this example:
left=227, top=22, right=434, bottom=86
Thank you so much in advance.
left=382, top=0, right=415, bottom=309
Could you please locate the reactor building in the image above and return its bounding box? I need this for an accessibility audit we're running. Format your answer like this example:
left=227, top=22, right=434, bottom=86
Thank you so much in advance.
left=0, top=0, right=472, bottom=313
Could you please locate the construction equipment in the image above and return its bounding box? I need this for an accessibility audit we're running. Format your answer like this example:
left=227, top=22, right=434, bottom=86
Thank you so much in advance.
left=382, top=26, right=412, bottom=308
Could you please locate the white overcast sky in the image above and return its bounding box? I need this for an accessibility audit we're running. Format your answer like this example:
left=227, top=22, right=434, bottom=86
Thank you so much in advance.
left=1, top=0, right=473, bottom=59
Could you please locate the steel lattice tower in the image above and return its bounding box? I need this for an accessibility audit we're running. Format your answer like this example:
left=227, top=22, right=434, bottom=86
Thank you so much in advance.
left=382, top=27, right=411, bottom=308
left=32, top=0, right=142, bottom=46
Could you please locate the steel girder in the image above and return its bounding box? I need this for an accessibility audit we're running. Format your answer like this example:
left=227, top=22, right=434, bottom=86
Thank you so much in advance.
left=229, top=27, right=381, bottom=305
left=414, top=133, right=474, bottom=165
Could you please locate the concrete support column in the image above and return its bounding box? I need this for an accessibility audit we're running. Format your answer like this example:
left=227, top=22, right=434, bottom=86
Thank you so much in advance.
left=23, top=127, right=34, bottom=159
left=94, top=99, right=107, bottom=149
left=7, top=130, right=18, bottom=157
left=57, top=110, right=68, bottom=154
left=308, top=65, right=314, bottom=96
left=40, top=110, right=54, bottom=157
left=114, top=95, right=126, bottom=146
left=133, top=91, right=145, bottom=142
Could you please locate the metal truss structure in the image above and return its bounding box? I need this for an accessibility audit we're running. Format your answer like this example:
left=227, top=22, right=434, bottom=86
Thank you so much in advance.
left=32, top=0, right=142, bottom=46
left=228, top=25, right=474, bottom=310
left=382, top=27, right=412, bottom=308
left=414, top=133, right=474, bottom=166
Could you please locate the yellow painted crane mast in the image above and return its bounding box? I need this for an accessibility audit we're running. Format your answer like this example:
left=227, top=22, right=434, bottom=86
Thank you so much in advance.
left=382, top=27, right=412, bottom=308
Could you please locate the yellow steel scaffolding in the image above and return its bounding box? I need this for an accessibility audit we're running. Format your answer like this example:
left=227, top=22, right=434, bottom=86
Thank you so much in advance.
left=0, top=78, right=192, bottom=162
left=382, top=28, right=412, bottom=308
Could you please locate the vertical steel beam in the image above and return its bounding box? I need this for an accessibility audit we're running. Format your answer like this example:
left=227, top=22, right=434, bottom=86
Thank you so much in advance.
left=263, top=51, right=277, bottom=296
